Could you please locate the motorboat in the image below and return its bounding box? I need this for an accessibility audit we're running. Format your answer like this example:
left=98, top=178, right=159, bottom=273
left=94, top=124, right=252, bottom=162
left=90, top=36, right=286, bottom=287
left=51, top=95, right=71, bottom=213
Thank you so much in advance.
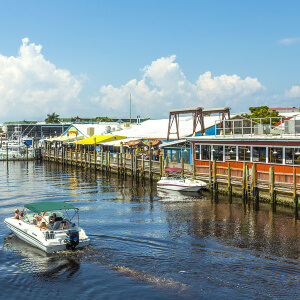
left=4, top=201, right=90, bottom=253
left=157, top=168, right=207, bottom=192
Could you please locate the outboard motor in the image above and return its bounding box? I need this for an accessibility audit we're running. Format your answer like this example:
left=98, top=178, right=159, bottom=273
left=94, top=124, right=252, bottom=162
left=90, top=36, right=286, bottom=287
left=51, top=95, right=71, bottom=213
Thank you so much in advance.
left=65, top=230, right=79, bottom=250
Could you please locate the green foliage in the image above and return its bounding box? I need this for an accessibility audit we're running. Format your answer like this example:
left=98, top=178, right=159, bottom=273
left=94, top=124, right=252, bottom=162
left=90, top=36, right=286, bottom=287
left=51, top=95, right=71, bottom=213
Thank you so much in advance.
left=241, top=106, right=282, bottom=125
left=91, top=116, right=114, bottom=122
left=0, top=127, right=3, bottom=133
left=45, top=112, right=60, bottom=124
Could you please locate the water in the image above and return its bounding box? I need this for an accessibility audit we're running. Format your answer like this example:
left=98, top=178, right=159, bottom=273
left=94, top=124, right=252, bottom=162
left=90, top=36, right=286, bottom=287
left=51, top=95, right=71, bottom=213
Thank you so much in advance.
left=1, top=161, right=300, bottom=299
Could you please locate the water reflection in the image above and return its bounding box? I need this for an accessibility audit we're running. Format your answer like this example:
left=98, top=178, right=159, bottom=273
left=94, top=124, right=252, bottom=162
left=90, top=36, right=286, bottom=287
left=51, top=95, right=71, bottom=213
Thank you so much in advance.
left=3, top=235, right=81, bottom=279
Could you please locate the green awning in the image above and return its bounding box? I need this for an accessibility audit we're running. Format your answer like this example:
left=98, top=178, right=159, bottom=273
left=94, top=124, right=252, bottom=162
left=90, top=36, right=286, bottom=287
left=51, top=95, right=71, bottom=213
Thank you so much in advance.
left=24, top=201, right=78, bottom=213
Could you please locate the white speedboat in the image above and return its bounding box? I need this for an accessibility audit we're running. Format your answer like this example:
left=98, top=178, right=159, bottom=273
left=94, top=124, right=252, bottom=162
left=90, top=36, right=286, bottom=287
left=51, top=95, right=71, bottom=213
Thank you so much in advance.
left=4, top=202, right=90, bottom=253
left=157, top=168, right=207, bottom=192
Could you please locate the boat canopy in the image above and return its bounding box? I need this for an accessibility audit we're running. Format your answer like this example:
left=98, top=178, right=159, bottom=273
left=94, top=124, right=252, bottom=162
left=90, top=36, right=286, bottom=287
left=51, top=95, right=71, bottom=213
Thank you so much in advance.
left=163, top=168, right=185, bottom=172
left=24, top=201, right=78, bottom=213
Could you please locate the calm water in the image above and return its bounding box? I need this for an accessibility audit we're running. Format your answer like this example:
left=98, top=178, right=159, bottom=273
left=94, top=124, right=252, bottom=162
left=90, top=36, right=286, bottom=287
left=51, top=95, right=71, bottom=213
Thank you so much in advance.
left=1, top=161, right=300, bottom=299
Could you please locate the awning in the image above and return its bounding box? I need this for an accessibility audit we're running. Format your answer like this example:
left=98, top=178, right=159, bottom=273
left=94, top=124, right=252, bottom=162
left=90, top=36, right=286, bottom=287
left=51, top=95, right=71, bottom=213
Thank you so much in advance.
left=75, top=135, right=126, bottom=145
left=24, top=201, right=78, bottom=212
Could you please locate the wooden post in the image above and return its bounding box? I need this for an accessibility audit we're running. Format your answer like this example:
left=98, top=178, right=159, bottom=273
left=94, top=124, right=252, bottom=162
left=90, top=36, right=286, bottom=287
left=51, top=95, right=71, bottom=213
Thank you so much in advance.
left=101, top=150, right=104, bottom=170
left=141, top=155, right=144, bottom=179
left=269, top=166, right=275, bottom=205
left=293, top=168, right=298, bottom=207
left=228, top=162, right=232, bottom=197
left=88, top=148, right=91, bottom=168
left=192, top=157, right=196, bottom=179
left=80, top=147, right=83, bottom=166
left=213, top=160, right=217, bottom=193
left=181, top=157, right=184, bottom=178
left=134, top=154, right=138, bottom=177
left=26, top=146, right=28, bottom=161
left=159, top=155, right=163, bottom=177
left=149, top=144, right=153, bottom=180
left=108, top=151, right=110, bottom=171
left=252, top=163, right=258, bottom=201
left=119, top=152, right=123, bottom=174
left=6, top=142, right=8, bottom=161
left=164, top=156, right=169, bottom=177
left=242, top=162, right=247, bottom=199
left=208, top=161, right=212, bottom=189
left=116, top=152, right=120, bottom=174
left=75, top=149, right=78, bottom=167
left=131, top=153, right=134, bottom=175
left=94, top=139, right=97, bottom=169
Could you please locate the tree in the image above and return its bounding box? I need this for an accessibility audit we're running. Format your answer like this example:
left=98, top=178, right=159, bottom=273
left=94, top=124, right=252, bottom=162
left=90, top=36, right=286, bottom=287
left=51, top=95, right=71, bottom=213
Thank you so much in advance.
left=91, top=116, right=114, bottom=122
left=45, top=112, right=60, bottom=124
left=241, top=106, right=282, bottom=125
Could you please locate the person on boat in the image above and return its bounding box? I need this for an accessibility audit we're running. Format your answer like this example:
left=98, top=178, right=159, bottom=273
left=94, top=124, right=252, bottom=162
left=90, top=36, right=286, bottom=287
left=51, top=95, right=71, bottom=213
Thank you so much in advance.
left=19, top=212, right=25, bottom=220
left=34, top=211, right=46, bottom=223
left=14, top=209, right=19, bottom=219
left=59, top=220, right=69, bottom=230
left=35, top=222, right=49, bottom=230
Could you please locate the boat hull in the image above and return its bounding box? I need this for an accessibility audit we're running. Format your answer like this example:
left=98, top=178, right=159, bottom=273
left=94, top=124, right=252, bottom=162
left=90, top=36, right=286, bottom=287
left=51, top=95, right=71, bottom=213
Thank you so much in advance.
left=157, top=183, right=202, bottom=192
left=157, top=177, right=206, bottom=192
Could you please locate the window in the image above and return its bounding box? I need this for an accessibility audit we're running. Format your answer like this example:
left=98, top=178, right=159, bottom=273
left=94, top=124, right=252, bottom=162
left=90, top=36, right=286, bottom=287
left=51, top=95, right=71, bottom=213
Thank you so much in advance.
left=225, top=146, right=237, bottom=161
left=269, top=147, right=283, bottom=164
left=195, top=144, right=200, bottom=160
left=201, top=145, right=211, bottom=160
left=212, top=145, right=224, bottom=161
left=285, top=148, right=300, bottom=165
left=238, top=146, right=251, bottom=161
left=253, top=147, right=266, bottom=162
left=171, top=150, right=177, bottom=162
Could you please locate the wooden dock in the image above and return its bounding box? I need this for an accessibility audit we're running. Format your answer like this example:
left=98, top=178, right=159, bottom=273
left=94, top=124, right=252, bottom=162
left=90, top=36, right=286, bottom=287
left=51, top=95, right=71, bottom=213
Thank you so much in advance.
left=41, top=147, right=300, bottom=208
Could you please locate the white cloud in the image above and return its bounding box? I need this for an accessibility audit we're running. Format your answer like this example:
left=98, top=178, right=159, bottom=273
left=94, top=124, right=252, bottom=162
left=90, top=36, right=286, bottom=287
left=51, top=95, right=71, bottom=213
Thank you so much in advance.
left=0, top=38, right=82, bottom=121
left=278, top=37, right=300, bottom=45
left=96, top=55, right=264, bottom=117
left=284, top=86, right=300, bottom=99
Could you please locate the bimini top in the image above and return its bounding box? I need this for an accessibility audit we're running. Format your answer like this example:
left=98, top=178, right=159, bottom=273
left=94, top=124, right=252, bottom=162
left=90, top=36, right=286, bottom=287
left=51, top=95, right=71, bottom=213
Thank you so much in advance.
left=24, top=202, right=78, bottom=213
left=163, top=168, right=185, bottom=172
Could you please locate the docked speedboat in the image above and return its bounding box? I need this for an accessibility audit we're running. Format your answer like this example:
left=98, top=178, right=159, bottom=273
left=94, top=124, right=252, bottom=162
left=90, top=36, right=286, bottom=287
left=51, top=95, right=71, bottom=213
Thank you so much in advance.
left=4, top=202, right=90, bottom=253
left=157, top=168, right=207, bottom=192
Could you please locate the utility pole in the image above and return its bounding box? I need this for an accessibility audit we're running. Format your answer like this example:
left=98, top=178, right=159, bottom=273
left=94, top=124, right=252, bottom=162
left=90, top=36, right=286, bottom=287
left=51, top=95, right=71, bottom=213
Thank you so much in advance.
left=130, top=94, right=132, bottom=124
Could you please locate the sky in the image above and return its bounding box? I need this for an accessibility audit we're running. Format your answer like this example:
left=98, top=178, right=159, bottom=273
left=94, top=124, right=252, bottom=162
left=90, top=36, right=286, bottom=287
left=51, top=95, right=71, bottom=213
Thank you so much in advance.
left=0, top=0, right=300, bottom=122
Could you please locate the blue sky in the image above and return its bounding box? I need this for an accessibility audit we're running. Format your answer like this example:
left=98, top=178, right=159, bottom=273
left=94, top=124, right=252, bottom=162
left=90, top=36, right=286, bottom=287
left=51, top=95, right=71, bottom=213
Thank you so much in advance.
left=0, top=0, right=300, bottom=122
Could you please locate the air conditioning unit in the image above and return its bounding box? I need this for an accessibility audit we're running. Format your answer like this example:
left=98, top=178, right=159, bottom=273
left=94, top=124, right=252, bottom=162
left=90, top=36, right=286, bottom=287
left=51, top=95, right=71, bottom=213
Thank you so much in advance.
left=87, top=127, right=94, bottom=136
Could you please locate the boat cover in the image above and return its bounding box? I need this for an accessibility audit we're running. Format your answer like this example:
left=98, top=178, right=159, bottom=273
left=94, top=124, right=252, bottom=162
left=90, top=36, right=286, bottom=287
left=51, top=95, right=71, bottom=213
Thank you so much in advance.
left=163, top=168, right=185, bottom=172
left=24, top=202, right=78, bottom=213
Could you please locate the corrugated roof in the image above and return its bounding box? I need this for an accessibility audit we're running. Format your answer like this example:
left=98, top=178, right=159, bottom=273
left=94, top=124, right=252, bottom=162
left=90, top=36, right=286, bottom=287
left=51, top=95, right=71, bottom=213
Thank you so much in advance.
left=115, top=115, right=237, bottom=140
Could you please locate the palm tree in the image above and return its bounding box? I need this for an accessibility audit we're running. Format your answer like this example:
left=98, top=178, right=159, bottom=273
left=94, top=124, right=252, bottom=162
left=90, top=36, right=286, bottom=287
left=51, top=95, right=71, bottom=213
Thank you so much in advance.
left=45, top=113, right=60, bottom=124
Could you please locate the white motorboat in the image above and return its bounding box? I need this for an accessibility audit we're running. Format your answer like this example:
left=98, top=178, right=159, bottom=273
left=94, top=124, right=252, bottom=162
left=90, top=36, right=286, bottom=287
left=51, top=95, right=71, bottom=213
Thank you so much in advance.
left=157, top=168, right=207, bottom=192
left=4, top=201, right=90, bottom=253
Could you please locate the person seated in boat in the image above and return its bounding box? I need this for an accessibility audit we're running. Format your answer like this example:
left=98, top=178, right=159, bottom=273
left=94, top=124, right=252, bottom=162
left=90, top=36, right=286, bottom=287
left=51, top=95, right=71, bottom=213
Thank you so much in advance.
left=59, top=220, right=69, bottom=230
left=14, top=209, right=19, bottom=219
left=19, top=212, right=25, bottom=220
left=34, top=211, right=46, bottom=223
left=50, top=213, right=63, bottom=225
left=35, top=222, right=49, bottom=230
